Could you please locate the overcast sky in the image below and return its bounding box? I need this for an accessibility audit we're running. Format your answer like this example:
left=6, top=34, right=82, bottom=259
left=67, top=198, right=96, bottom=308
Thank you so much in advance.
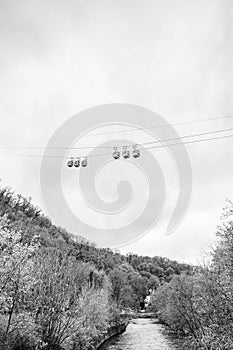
left=0, top=0, right=233, bottom=264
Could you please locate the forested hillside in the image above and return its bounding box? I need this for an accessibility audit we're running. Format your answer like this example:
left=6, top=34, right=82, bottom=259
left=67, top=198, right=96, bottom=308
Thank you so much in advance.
left=0, top=186, right=192, bottom=350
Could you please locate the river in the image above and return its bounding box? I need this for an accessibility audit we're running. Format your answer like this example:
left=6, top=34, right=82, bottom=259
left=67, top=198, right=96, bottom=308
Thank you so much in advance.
left=99, top=318, right=182, bottom=350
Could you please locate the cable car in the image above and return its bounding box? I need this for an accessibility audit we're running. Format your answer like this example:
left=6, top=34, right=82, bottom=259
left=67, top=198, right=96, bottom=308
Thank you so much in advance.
left=67, top=157, right=74, bottom=167
left=74, top=158, right=80, bottom=167
left=81, top=157, right=88, bottom=167
left=132, top=145, right=140, bottom=158
left=112, top=147, right=120, bottom=160
left=122, top=146, right=130, bottom=159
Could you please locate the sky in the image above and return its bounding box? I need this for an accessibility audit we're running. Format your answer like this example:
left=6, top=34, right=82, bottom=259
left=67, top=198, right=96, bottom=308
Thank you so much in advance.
left=0, top=0, right=233, bottom=264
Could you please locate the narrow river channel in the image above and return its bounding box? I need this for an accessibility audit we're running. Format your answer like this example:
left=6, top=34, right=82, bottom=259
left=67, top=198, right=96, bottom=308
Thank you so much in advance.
left=99, top=318, right=182, bottom=350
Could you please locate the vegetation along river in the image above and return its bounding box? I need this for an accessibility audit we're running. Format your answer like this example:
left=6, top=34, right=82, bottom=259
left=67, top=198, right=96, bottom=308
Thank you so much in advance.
left=99, top=318, right=182, bottom=350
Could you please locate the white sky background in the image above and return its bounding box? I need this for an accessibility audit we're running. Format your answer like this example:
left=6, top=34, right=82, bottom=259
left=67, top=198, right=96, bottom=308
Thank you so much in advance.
left=0, top=0, right=233, bottom=264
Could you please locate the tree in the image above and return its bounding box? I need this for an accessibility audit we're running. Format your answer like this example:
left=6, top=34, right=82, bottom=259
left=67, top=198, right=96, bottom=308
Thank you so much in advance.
left=148, top=275, right=160, bottom=290
left=0, top=216, right=40, bottom=349
left=109, top=268, right=128, bottom=308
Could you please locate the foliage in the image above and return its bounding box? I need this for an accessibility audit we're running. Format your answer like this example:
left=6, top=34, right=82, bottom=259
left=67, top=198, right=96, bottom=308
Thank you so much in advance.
left=0, top=185, right=193, bottom=349
left=151, top=201, right=233, bottom=349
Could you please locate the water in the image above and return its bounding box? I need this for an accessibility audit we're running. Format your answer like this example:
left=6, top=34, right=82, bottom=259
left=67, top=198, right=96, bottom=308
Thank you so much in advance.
left=99, top=318, right=181, bottom=350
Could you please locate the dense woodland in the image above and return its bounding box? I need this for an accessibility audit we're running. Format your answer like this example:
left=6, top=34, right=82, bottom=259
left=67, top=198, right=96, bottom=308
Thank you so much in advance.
left=149, top=199, right=233, bottom=349
left=0, top=186, right=192, bottom=350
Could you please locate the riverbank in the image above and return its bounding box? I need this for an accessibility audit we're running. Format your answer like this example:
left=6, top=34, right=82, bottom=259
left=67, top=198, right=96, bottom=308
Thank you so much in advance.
left=122, top=311, right=159, bottom=320
left=95, top=320, right=128, bottom=349
left=135, top=312, right=158, bottom=319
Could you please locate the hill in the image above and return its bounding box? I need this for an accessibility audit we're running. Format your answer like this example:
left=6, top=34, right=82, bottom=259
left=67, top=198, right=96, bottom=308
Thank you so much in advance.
left=0, top=186, right=192, bottom=350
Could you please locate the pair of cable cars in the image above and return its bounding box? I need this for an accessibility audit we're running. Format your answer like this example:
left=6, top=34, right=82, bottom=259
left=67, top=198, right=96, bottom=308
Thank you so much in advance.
left=67, top=157, right=88, bottom=168
left=112, top=145, right=140, bottom=160
left=67, top=145, right=140, bottom=168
